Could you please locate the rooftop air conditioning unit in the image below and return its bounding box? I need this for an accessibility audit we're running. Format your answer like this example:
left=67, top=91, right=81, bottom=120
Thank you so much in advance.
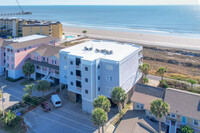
left=84, top=46, right=88, bottom=50
left=96, top=49, right=100, bottom=52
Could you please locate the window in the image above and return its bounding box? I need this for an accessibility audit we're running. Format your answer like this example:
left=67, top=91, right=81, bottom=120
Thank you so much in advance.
left=106, top=65, right=113, bottom=70
left=98, top=87, right=100, bottom=91
left=55, top=60, right=57, bottom=64
left=43, top=57, right=45, bottom=61
left=64, top=75, right=67, bottom=79
left=76, top=81, right=82, bottom=88
left=85, top=67, right=88, bottom=71
left=76, top=58, right=81, bottom=66
left=98, top=65, right=100, bottom=69
left=70, top=82, right=73, bottom=86
left=7, top=56, right=9, bottom=60
left=70, top=61, right=73, bottom=65
left=194, top=120, right=199, bottom=126
left=11, top=64, right=14, bottom=69
left=171, top=113, right=176, bottom=118
left=24, top=48, right=26, bottom=51
left=106, top=76, right=113, bottom=81
left=17, top=50, right=19, bottom=52
left=47, top=58, right=48, bottom=62
left=64, top=56, right=67, bottom=60
left=29, top=46, right=31, bottom=49
left=64, top=65, right=67, bottom=70
left=98, top=76, right=100, bottom=80
left=85, top=78, right=88, bottom=82
left=36, top=65, right=40, bottom=69
left=11, top=57, right=14, bottom=62
left=76, top=70, right=81, bottom=77
left=85, top=90, right=88, bottom=94
left=70, top=71, right=73, bottom=75
left=52, top=60, right=54, bottom=64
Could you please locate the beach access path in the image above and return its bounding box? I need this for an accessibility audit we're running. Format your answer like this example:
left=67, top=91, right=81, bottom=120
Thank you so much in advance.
left=63, top=26, right=200, bottom=51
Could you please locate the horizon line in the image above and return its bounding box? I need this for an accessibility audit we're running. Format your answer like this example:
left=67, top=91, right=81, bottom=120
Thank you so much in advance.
left=0, top=4, right=198, bottom=6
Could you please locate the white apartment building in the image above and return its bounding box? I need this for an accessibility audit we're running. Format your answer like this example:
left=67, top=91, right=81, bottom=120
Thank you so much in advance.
left=59, top=40, right=143, bottom=113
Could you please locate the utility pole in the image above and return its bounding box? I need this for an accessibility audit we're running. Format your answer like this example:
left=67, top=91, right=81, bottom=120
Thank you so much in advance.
left=1, top=85, right=6, bottom=118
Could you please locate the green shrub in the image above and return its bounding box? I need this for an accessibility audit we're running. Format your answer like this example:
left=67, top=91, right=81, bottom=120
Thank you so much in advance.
left=1, top=111, right=21, bottom=127
left=6, top=77, right=23, bottom=82
left=159, top=80, right=168, bottom=88
left=180, top=125, right=194, bottom=133
left=22, top=93, right=32, bottom=105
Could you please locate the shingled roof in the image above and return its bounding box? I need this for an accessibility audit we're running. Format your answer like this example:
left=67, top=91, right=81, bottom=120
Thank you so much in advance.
left=131, top=84, right=165, bottom=110
left=7, top=36, right=59, bottom=49
left=164, top=88, right=200, bottom=120
left=0, top=38, right=13, bottom=47
left=30, top=44, right=64, bottom=59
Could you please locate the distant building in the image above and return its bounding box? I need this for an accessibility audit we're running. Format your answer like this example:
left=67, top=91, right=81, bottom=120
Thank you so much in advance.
left=0, top=18, right=63, bottom=38
left=59, top=40, right=143, bottom=113
left=0, top=35, right=60, bottom=79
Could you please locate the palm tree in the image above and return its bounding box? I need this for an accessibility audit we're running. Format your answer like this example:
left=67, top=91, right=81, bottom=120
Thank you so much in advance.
left=111, top=87, right=127, bottom=113
left=150, top=99, right=169, bottom=133
left=156, top=66, right=167, bottom=84
left=82, top=30, right=87, bottom=37
left=22, top=63, right=35, bottom=81
left=93, top=95, right=111, bottom=113
left=93, top=95, right=111, bottom=132
left=139, top=63, right=150, bottom=78
left=23, top=84, right=36, bottom=97
left=36, top=80, right=50, bottom=98
left=91, top=108, right=108, bottom=133
left=186, top=78, right=197, bottom=88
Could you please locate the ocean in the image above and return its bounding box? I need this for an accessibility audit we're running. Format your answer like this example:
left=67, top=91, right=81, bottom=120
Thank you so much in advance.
left=0, top=5, right=200, bottom=37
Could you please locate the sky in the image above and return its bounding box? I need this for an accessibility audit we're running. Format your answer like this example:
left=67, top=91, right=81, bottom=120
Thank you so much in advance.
left=0, top=0, right=199, bottom=6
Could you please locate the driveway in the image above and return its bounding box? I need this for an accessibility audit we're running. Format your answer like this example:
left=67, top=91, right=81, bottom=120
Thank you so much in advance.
left=24, top=94, right=97, bottom=133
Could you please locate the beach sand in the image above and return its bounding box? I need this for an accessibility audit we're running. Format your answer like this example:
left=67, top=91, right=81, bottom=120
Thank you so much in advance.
left=63, top=26, right=200, bottom=51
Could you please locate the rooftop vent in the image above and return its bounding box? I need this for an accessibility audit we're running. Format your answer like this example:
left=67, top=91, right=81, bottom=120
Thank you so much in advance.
left=95, top=49, right=100, bottom=52
left=84, top=46, right=88, bottom=50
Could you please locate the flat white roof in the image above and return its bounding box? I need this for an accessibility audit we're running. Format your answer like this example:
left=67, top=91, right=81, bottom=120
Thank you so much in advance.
left=7, top=34, right=47, bottom=43
left=61, top=40, right=142, bottom=61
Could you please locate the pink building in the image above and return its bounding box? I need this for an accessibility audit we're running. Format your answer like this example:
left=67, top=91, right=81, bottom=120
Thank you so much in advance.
left=26, top=44, right=64, bottom=84
left=0, top=35, right=60, bottom=79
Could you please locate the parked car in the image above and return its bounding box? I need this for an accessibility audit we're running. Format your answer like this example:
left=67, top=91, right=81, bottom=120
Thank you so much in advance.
left=41, top=102, right=51, bottom=112
left=51, top=94, right=62, bottom=108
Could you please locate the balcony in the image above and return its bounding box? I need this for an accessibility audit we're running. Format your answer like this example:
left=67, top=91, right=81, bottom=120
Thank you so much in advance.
left=76, top=76, right=81, bottom=80
left=76, top=87, right=82, bottom=90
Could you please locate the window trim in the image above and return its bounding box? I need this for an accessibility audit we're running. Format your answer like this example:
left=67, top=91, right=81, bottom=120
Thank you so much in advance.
left=193, top=119, right=199, bottom=126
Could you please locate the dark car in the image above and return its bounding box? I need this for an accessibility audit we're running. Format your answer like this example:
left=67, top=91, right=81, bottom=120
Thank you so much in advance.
left=41, top=102, right=51, bottom=112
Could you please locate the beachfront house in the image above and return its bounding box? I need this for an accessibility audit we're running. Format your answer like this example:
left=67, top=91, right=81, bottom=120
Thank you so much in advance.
left=27, top=44, right=64, bottom=84
left=131, top=84, right=200, bottom=133
left=0, top=35, right=60, bottom=79
left=59, top=40, right=143, bottom=113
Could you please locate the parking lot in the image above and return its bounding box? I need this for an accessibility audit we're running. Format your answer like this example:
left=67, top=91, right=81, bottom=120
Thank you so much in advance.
left=24, top=94, right=97, bottom=133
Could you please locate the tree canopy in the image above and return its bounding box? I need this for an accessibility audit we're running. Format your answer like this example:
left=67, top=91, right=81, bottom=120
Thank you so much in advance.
left=36, top=80, right=50, bottom=98
left=150, top=99, right=169, bottom=133
left=22, top=63, right=35, bottom=81
left=23, top=84, right=36, bottom=97
left=93, top=95, right=111, bottom=113
left=111, top=87, right=127, bottom=113
left=91, top=108, right=108, bottom=133
left=139, top=63, right=150, bottom=78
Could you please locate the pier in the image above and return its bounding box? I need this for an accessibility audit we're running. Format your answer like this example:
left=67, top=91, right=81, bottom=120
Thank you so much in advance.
left=0, top=11, right=32, bottom=16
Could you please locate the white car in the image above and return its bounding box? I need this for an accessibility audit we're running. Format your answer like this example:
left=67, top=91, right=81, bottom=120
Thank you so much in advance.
left=50, top=94, right=62, bottom=108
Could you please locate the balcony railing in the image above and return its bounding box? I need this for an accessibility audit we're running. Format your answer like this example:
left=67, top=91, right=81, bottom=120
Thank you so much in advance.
left=76, top=87, right=81, bottom=90
left=76, top=76, right=81, bottom=80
